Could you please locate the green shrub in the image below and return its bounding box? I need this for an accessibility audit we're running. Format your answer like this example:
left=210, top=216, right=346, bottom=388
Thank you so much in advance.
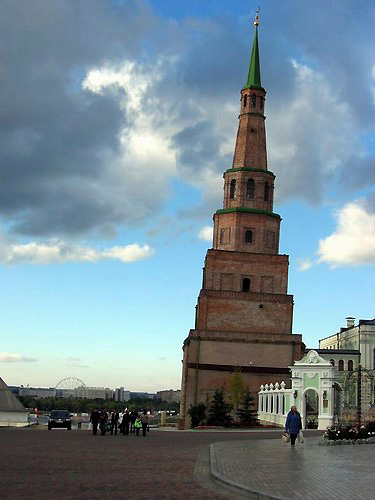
left=187, top=403, right=206, bottom=428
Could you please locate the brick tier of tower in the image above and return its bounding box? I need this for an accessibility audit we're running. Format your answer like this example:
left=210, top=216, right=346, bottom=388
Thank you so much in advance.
left=179, top=21, right=303, bottom=429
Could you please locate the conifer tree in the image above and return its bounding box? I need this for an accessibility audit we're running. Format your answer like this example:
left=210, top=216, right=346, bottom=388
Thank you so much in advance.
left=237, top=389, right=257, bottom=427
left=207, top=389, right=232, bottom=427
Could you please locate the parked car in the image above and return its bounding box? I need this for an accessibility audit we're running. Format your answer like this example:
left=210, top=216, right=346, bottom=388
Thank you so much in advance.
left=48, top=410, right=72, bottom=430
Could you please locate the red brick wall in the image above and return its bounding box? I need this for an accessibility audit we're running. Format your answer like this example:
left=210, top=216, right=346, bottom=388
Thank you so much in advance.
left=232, top=88, right=267, bottom=169
left=196, top=292, right=293, bottom=334
left=204, top=250, right=288, bottom=293
left=213, top=213, right=280, bottom=254
left=223, top=170, right=275, bottom=212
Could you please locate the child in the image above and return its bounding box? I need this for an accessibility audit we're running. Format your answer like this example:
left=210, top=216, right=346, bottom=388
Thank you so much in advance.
left=134, top=415, right=142, bottom=436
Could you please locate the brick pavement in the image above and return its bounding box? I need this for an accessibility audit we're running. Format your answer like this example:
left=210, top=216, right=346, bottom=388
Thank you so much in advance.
left=0, top=427, right=287, bottom=500
left=211, top=436, right=375, bottom=499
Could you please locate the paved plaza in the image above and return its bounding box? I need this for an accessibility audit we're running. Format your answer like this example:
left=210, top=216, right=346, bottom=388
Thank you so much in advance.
left=0, top=427, right=280, bottom=499
left=211, top=436, right=375, bottom=499
left=1, top=427, right=374, bottom=499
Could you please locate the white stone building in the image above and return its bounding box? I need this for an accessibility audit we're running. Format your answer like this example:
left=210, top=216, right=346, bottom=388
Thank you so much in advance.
left=319, top=317, right=375, bottom=371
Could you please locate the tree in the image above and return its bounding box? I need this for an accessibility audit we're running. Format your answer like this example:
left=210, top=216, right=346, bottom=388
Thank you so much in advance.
left=228, top=368, right=247, bottom=424
left=237, top=389, right=257, bottom=427
left=207, top=389, right=232, bottom=427
left=187, top=403, right=206, bottom=428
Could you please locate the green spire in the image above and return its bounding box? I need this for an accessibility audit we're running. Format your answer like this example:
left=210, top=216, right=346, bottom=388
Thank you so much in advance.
left=243, top=18, right=261, bottom=89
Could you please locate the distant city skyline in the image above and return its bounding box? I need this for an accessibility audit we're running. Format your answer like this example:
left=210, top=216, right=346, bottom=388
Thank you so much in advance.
left=0, top=1, right=374, bottom=390
left=12, top=383, right=181, bottom=404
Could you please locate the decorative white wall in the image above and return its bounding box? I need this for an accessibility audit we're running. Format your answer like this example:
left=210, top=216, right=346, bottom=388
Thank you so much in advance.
left=258, top=350, right=336, bottom=430
left=257, top=381, right=292, bottom=428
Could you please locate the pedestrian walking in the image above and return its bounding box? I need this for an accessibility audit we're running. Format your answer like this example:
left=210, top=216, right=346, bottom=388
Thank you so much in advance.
left=141, top=409, right=149, bottom=437
left=90, top=409, right=100, bottom=435
left=111, top=410, right=119, bottom=435
left=285, top=405, right=302, bottom=447
left=99, top=408, right=108, bottom=436
left=77, top=415, right=83, bottom=430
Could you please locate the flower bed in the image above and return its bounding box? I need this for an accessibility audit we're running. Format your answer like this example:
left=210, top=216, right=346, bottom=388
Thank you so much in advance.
left=319, top=421, right=375, bottom=446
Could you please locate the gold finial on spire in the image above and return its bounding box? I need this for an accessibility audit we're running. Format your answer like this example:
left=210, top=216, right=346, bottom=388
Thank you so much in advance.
left=254, top=6, right=260, bottom=27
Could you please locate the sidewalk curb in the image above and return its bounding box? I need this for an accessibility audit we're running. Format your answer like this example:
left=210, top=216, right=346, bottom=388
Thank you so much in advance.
left=209, top=443, right=283, bottom=500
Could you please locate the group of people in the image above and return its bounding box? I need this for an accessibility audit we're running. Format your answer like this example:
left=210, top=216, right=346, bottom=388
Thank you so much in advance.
left=89, top=409, right=150, bottom=437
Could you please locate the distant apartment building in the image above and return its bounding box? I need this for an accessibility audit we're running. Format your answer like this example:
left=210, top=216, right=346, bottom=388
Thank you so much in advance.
left=105, top=388, right=114, bottom=400
left=74, top=387, right=106, bottom=399
left=156, top=389, right=181, bottom=403
left=13, top=385, right=143, bottom=401
left=19, top=387, right=56, bottom=398
left=114, top=387, right=130, bottom=402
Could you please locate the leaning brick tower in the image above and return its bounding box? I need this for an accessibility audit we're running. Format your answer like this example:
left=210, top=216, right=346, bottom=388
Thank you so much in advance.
left=179, top=15, right=303, bottom=429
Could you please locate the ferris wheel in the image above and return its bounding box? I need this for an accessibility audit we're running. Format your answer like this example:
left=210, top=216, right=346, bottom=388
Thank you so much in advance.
left=55, top=377, right=87, bottom=392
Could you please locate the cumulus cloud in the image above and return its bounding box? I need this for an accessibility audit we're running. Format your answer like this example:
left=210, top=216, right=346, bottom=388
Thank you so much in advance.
left=0, top=2, right=244, bottom=241
left=267, top=60, right=361, bottom=205
left=0, top=0, right=374, bottom=246
left=0, top=0, right=172, bottom=240
left=0, top=353, right=37, bottom=363
left=198, top=226, right=213, bottom=243
left=0, top=237, right=154, bottom=265
left=318, top=198, right=375, bottom=267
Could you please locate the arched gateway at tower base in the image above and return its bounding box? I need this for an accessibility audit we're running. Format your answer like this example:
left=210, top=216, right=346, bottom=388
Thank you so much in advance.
left=179, top=16, right=303, bottom=430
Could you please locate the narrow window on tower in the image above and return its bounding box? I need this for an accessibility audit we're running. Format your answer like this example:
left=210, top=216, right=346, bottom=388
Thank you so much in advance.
left=243, top=94, right=247, bottom=110
left=260, top=97, right=263, bottom=110
left=230, top=179, right=236, bottom=199
left=264, top=182, right=270, bottom=201
left=266, top=230, right=275, bottom=249
left=244, top=230, right=253, bottom=244
left=348, top=360, right=353, bottom=371
left=338, top=360, right=344, bottom=371
left=242, top=278, right=251, bottom=292
left=251, top=94, right=256, bottom=107
left=246, top=179, right=255, bottom=199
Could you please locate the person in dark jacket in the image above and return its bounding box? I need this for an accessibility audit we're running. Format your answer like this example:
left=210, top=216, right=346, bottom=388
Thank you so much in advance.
left=285, top=405, right=302, bottom=447
left=90, top=409, right=100, bottom=435
left=99, top=408, right=108, bottom=436
left=111, top=410, right=119, bottom=435
left=121, top=410, right=130, bottom=435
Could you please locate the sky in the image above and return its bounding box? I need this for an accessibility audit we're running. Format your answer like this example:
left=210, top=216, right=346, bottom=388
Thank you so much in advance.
left=0, top=0, right=374, bottom=392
